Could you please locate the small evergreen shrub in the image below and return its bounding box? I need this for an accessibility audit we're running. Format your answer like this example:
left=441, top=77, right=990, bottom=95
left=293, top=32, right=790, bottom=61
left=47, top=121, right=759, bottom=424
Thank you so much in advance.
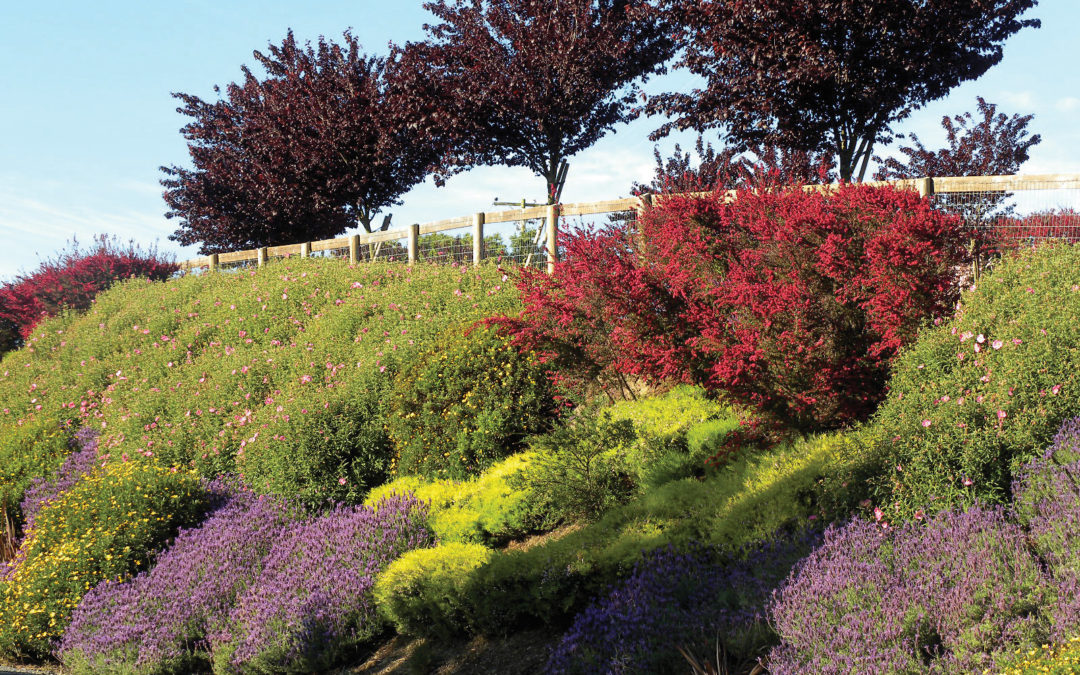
left=873, top=243, right=1080, bottom=518
left=209, top=494, right=433, bottom=674
left=522, top=406, right=638, bottom=523
left=768, top=508, right=1052, bottom=674
left=0, top=460, right=212, bottom=659
left=58, top=483, right=297, bottom=674
left=374, top=542, right=493, bottom=639
left=387, top=323, right=555, bottom=480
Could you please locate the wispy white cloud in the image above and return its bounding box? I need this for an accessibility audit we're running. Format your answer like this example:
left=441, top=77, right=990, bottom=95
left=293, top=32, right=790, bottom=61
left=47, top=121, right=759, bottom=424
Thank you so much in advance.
left=1055, top=97, right=1080, bottom=112
left=999, top=90, right=1037, bottom=110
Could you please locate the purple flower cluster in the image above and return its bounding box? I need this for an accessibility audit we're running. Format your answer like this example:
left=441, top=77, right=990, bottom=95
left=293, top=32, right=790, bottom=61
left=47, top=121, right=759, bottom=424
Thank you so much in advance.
left=19, top=427, right=99, bottom=536
left=547, top=533, right=817, bottom=675
left=209, top=493, right=433, bottom=673
left=768, top=506, right=1051, bottom=674
left=1013, top=415, right=1080, bottom=640
left=58, top=482, right=296, bottom=672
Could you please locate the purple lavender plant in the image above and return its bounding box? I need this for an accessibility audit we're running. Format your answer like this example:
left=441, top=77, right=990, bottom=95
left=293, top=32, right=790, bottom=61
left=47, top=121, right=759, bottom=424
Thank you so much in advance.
left=547, top=533, right=818, bottom=675
left=768, top=507, right=1051, bottom=674
left=209, top=493, right=433, bottom=674
left=58, top=480, right=296, bottom=673
left=19, top=427, right=99, bottom=536
left=1013, top=415, right=1080, bottom=640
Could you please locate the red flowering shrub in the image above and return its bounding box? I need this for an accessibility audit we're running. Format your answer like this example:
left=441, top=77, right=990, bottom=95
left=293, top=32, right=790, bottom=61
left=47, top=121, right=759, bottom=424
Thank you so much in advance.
left=505, top=184, right=967, bottom=432
left=0, top=236, right=176, bottom=354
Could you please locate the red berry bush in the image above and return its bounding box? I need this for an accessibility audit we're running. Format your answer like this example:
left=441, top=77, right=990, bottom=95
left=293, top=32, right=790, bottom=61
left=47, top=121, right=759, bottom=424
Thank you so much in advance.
left=0, top=235, right=177, bottom=355
left=506, top=184, right=967, bottom=432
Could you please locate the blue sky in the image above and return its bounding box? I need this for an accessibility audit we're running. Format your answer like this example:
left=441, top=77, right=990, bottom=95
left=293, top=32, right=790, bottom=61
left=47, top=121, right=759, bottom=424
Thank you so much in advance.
left=1, top=0, right=1075, bottom=280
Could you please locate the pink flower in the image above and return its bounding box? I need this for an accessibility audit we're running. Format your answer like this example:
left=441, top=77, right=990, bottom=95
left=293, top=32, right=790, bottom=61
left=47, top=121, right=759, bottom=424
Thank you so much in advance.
left=974, top=343, right=981, bottom=353
left=338, top=477, right=347, bottom=485
left=874, top=507, right=884, bottom=522
left=992, top=340, right=1002, bottom=350
left=914, top=510, right=924, bottom=521
left=379, top=365, right=387, bottom=373
left=976, top=334, right=985, bottom=344
left=997, top=410, right=1007, bottom=420
left=1052, top=384, right=1062, bottom=395
left=1012, top=338, right=1023, bottom=346
left=962, top=476, right=974, bottom=487
left=921, top=419, right=932, bottom=428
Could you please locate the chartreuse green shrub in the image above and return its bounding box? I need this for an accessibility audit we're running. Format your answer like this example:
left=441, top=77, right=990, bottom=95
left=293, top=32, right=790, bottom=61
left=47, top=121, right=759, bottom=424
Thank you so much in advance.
left=999, top=636, right=1080, bottom=675
left=374, top=542, right=493, bottom=639
left=364, top=453, right=550, bottom=545
left=606, top=385, right=738, bottom=489
left=873, top=243, right=1080, bottom=519
left=387, top=322, right=555, bottom=480
left=0, top=259, right=522, bottom=511
left=410, top=427, right=875, bottom=635
left=0, top=460, right=211, bottom=659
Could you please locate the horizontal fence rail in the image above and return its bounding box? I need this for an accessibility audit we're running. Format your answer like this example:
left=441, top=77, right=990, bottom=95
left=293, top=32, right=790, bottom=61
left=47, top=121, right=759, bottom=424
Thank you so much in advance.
left=179, top=173, right=1080, bottom=275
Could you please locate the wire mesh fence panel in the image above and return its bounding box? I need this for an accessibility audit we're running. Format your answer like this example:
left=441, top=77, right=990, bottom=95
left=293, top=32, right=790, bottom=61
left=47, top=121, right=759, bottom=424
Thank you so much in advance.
left=416, top=228, right=477, bottom=265
left=367, top=239, right=409, bottom=263
left=217, top=259, right=258, bottom=274
left=482, top=219, right=547, bottom=268
left=310, top=246, right=351, bottom=261
left=933, top=180, right=1080, bottom=254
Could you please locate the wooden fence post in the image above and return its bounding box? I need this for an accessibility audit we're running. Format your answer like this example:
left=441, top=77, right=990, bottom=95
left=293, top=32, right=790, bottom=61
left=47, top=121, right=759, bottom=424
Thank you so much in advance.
left=473, top=212, right=485, bottom=266
left=917, top=177, right=935, bottom=199
left=257, top=248, right=267, bottom=268
left=208, top=253, right=219, bottom=273
left=546, top=204, right=559, bottom=275
left=408, top=224, right=419, bottom=265
left=300, top=242, right=310, bottom=258
left=349, top=235, right=360, bottom=264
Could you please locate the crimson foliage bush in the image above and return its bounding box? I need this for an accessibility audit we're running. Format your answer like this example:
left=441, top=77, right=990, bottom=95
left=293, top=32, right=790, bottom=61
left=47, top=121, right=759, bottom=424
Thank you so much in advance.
left=0, top=236, right=176, bottom=354
left=507, top=184, right=967, bottom=432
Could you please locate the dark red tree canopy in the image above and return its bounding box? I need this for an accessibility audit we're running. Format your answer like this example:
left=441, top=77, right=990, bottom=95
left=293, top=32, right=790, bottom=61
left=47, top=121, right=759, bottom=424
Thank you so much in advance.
left=163, top=32, right=449, bottom=254
left=412, top=0, right=674, bottom=201
left=649, top=0, right=1040, bottom=182
left=875, top=97, right=1041, bottom=179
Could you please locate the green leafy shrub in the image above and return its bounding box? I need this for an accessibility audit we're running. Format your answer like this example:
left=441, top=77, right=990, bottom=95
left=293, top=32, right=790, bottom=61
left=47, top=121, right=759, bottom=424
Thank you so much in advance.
left=522, top=407, right=638, bottom=523
left=606, top=385, right=737, bottom=489
left=365, top=453, right=551, bottom=545
left=873, top=243, right=1080, bottom=518
left=442, top=429, right=863, bottom=635
left=387, top=323, right=555, bottom=480
left=0, top=460, right=211, bottom=659
left=0, top=415, right=76, bottom=531
left=374, top=542, right=494, bottom=639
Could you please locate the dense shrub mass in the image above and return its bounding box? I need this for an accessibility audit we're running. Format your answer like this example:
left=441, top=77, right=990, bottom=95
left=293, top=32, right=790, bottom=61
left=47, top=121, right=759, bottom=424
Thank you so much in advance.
left=0, top=416, right=78, bottom=537
left=374, top=542, right=494, bottom=639
left=209, top=494, right=432, bottom=673
left=59, top=484, right=297, bottom=674
left=0, top=260, right=518, bottom=507
left=547, top=537, right=818, bottom=675
left=18, top=427, right=99, bottom=538
left=0, top=461, right=212, bottom=659
left=387, top=322, right=555, bottom=480
left=769, top=507, right=1052, bottom=674
left=1012, top=416, right=1080, bottom=639
left=0, top=235, right=176, bottom=356
left=507, top=184, right=966, bottom=431
left=873, top=243, right=1080, bottom=517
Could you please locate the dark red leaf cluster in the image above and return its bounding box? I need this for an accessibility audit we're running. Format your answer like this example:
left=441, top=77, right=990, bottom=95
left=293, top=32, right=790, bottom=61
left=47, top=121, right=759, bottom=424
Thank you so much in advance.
left=413, top=0, right=674, bottom=200
left=501, top=184, right=968, bottom=432
left=163, top=32, right=451, bottom=253
left=649, top=0, right=1040, bottom=181
left=875, top=97, right=1041, bottom=180
left=0, top=236, right=177, bottom=354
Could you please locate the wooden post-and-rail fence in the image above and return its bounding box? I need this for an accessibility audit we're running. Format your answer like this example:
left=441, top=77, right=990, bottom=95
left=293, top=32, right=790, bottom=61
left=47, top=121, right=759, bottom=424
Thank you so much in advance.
left=179, top=173, right=1080, bottom=275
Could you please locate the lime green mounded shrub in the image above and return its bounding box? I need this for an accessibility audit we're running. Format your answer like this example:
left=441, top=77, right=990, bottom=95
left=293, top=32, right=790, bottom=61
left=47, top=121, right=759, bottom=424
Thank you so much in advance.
left=365, top=453, right=551, bottom=545
left=873, top=243, right=1080, bottom=519
left=606, top=385, right=738, bottom=489
left=374, top=542, right=494, bottom=639
left=0, top=259, right=522, bottom=510
left=0, top=460, right=211, bottom=659
left=387, top=322, right=555, bottom=480
left=999, top=636, right=1080, bottom=675
left=437, top=429, right=870, bottom=635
